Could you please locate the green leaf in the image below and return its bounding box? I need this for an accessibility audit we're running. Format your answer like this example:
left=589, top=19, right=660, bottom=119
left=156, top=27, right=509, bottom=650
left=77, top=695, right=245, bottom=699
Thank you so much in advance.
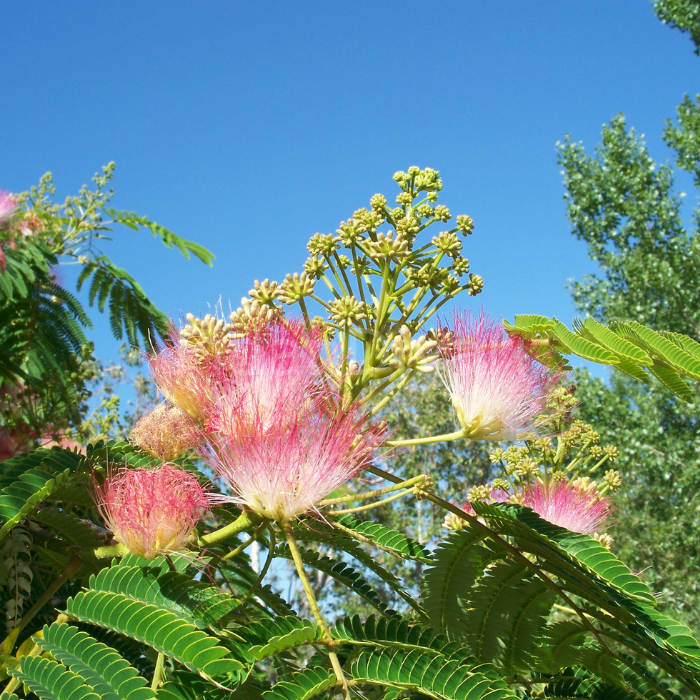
left=581, top=318, right=652, bottom=365
left=648, top=364, right=694, bottom=402
left=0, top=448, right=85, bottom=541
left=421, top=529, right=501, bottom=641
left=504, top=314, right=556, bottom=335
left=333, top=515, right=431, bottom=561
left=552, top=319, right=620, bottom=365
left=236, top=616, right=321, bottom=661
left=36, top=623, right=155, bottom=700
left=103, top=208, right=215, bottom=266
left=626, top=322, right=700, bottom=379
left=334, top=614, right=443, bottom=652
left=262, top=666, right=336, bottom=700
left=349, top=647, right=515, bottom=700
left=9, top=655, right=101, bottom=700
left=64, top=589, right=244, bottom=680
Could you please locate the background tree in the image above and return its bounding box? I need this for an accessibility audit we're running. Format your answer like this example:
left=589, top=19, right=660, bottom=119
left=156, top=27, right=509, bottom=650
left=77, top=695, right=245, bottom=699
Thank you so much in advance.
left=0, top=165, right=213, bottom=458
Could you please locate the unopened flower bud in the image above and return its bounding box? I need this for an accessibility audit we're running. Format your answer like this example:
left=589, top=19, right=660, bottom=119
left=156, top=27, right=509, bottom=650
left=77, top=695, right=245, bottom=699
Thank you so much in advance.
left=180, top=313, right=233, bottom=358
left=249, top=279, right=280, bottom=304
left=603, top=469, right=622, bottom=491
left=456, top=215, right=475, bottom=235
left=370, top=193, right=387, bottom=212
left=433, top=231, right=462, bottom=257
left=467, top=273, right=484, bottom=296
left=307, top=233, right=338, bottom=257
left=367, top=231, right=409, bottom=262
left=433, top=205, right=451, bottom=222
left=329, top=296, right=367, bottom=327
left=304, top=255, right=328, bottom=279
left=604, top=445, right=620, bottom=462
left=278, top=272, right=316, bottom=304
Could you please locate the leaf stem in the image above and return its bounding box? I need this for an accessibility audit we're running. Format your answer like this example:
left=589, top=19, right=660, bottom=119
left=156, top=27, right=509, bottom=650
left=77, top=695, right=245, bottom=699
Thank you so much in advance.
left=151, top=651, right=166, bottom=691
left=282, top=522, right=350, bottom=700
left=386, top=430, right=464, bottom=447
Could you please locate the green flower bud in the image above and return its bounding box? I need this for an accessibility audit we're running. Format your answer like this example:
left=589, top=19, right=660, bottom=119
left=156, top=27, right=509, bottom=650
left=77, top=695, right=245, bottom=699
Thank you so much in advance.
left=433, top=204, right=451, bottom=222
left=452, top=257, right=470, bottom=276
left=407, top=165, right=421, bottom=177
left=604, top=469, right=622, bottom=491
left=180, top=313, right=233, bottom=358
left=303, top=255, right=328, bottom=279
left=278, top=272, right=316, bottom=304
left=370, top=193, right=387, bottom=211
left=467, top=273, right=484, bottom=296
left=396, top=191, right=413, bottom=205
left=329, top=295, right=367, bottom=327
left=307, top=232, right=338, bottom=257
left=427, top=192, right=439, bottom=203
left=395, top=216, right=420, bottom=241
left=248, top=278, right=280, bottom=304
left=416, top=204, right=434, bottom=220
left=337, top=219, right=364, bottom=246
left=229, top=298, right=281, bottom=336
left=433, top=231, right=462, bottom=257
left=367, top=231, right=409, bottom=262
left=457, top=214, right=475, bottom=235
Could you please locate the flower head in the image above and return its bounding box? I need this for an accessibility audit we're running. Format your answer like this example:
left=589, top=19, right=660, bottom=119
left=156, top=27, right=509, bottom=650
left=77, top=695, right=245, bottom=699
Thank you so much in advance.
left=148, top=331, right=220, bottom=422
left=130, top=404, right=202, bottom=462
left=209, top=320, right=324, bottom=439
left=437, top=310, right=559, bottom=440
left=0, top=192, right=17, bottom=230
left=519, top=480, right=612, bottom=535
left=209, top=403, right=385, bottom=523
left=205, top=320, right=386, bottom=522
left=93, top=464, right=212, bottom=559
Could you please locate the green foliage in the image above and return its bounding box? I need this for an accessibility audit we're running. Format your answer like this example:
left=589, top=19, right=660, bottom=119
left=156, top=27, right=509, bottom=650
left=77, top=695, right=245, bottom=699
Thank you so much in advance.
left=0, top=448, right=85, bottom=542
left=505, top=314, right=700, bottom=402
left=36, top=622, right=155, bottom=700
left=653, top=0, right=700, bottom=54
left=8, top=655, right=101, bottom=700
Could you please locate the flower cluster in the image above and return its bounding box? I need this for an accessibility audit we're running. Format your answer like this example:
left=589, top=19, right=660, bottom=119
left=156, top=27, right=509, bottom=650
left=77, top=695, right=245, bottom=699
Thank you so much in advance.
left=437, top=311, right=560, bottom=441
left=93, top=464, right=213, bottom=560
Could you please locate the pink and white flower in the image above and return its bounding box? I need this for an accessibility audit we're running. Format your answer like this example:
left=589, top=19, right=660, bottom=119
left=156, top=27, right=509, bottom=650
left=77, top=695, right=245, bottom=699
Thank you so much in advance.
left=0, top=191, right=16, bottom=230
left=93, top=464, right=212, bottom=559
left=519, top=480, right=612, bottom=535
left=437, top=310, right=559, bottom=441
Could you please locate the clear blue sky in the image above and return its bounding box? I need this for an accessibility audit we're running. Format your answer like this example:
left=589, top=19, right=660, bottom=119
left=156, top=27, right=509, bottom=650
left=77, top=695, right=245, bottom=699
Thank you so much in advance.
left=3, top=1, right=698, bottom=365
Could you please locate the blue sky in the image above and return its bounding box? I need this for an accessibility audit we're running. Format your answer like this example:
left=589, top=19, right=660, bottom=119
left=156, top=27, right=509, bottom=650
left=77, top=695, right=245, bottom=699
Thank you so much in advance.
left=2, top=1, right=698, bottom=366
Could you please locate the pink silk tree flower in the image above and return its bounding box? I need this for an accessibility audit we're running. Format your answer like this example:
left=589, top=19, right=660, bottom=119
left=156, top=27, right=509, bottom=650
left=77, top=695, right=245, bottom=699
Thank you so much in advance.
left=208, top=404, right=386, bottom=523
left=93, top=464, right=212, bottom=559
left=148, top=338, right=220, bottom=423
left=437, top=310, right=559, bottom=441
left=130, top=403, right=202, bottom=462
left=209, top=320, right=325, bottom=439
left=0, top=191, right=16, bottom=230
left=519, top=480, right=612, bottom=535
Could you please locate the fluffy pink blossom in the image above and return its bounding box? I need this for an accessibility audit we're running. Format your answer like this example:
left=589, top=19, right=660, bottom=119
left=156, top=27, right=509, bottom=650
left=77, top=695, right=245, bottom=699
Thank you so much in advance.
left=0, top=191, right=16, bottom=230
left=519, top=480, right=612, bottom=535
left=148, top=335, right=219, bottom=423
left=210, top=320, right=324, bottom=439
left=438, top=310, right=559, bottom=441
left=209, top=403, right=385, bottom=523
left=205, top=321, right=386, bottom=522
left=93, top=464, right=212, bottom=559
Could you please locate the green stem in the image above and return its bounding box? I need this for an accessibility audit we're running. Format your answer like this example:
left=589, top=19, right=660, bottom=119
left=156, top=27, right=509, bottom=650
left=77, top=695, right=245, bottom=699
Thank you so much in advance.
left=318, top=475, right=426, bottom=506
left=326, top=488, right=415, bottom=515
left=222, top=521, right=269, bottom=561
left=386, top=430, right=464, bottom=447
left=239, top=525, right=276, bottom=604
left=369, top=369, right=417, bottom=415
left=151, top=651, right=166, bottom=691
left=282, top=522, right=350, bottom=700
left=199, top=512, right=261, bottom=548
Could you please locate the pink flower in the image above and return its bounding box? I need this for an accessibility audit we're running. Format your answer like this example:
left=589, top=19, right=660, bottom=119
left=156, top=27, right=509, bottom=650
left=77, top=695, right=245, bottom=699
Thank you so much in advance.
left=208, top=403, right=385, bottom=523
left=205, top=321, right=386, bottom=522
left=0, top=191, right=16, bottom=230
left=148, top=334, right=220, bottom=423
left=437, top=310, right=559, bottom=440
left=130, top=403, right=202, bottom=462
left=93, top=464, right=212, bottom=559
left=210, top=320, right=324, bottom=439
left=519, top=480, right=612, bottom=535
